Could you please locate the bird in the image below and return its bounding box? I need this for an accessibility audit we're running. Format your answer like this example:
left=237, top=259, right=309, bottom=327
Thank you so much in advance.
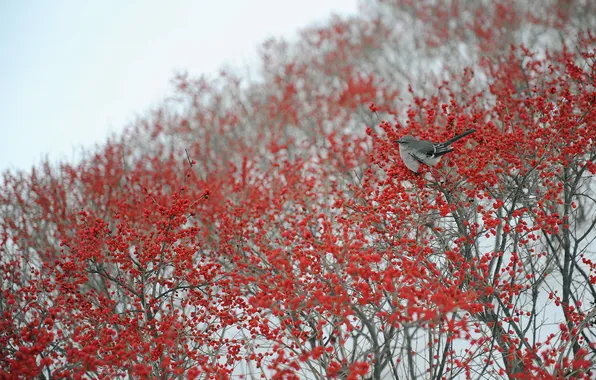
left=395, top=129, right=476, bottom=173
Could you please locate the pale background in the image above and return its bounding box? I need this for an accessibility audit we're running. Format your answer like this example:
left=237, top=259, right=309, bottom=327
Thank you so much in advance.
left=0, top=1, right=359, bottom=172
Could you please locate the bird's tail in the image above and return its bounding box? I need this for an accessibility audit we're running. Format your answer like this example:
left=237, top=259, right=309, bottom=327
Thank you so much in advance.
left=442, top=129, right=476, bottom=146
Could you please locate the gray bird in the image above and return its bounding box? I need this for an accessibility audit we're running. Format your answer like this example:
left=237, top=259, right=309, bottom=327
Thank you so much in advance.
left=395, top=129, right=476, bottom=173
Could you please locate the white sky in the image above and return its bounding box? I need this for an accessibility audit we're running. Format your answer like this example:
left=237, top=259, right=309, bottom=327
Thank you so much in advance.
left=0, top=1, right=359, bottom=172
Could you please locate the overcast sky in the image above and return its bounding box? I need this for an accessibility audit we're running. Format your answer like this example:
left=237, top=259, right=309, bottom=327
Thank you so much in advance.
left=0, top=1, right=359, bottom=172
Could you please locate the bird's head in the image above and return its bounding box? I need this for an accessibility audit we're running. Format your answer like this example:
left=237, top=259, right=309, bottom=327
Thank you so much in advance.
left=395, top=135, right=416, bottom=145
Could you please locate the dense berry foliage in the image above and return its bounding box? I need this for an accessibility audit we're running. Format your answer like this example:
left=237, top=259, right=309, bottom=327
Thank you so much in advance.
left=1, top=1, right=595, bottom=378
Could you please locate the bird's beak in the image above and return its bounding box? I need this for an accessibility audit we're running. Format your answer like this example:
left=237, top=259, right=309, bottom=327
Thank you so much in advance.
left=395, top=139, right=403, bottom=144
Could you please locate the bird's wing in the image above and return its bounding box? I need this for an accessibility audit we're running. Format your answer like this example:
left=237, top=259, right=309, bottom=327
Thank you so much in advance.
left=431, top=143, right=454, bottom=156
left=412, top=140, right=436, bottom=156
left=411, top=139, right=453, bottom=158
